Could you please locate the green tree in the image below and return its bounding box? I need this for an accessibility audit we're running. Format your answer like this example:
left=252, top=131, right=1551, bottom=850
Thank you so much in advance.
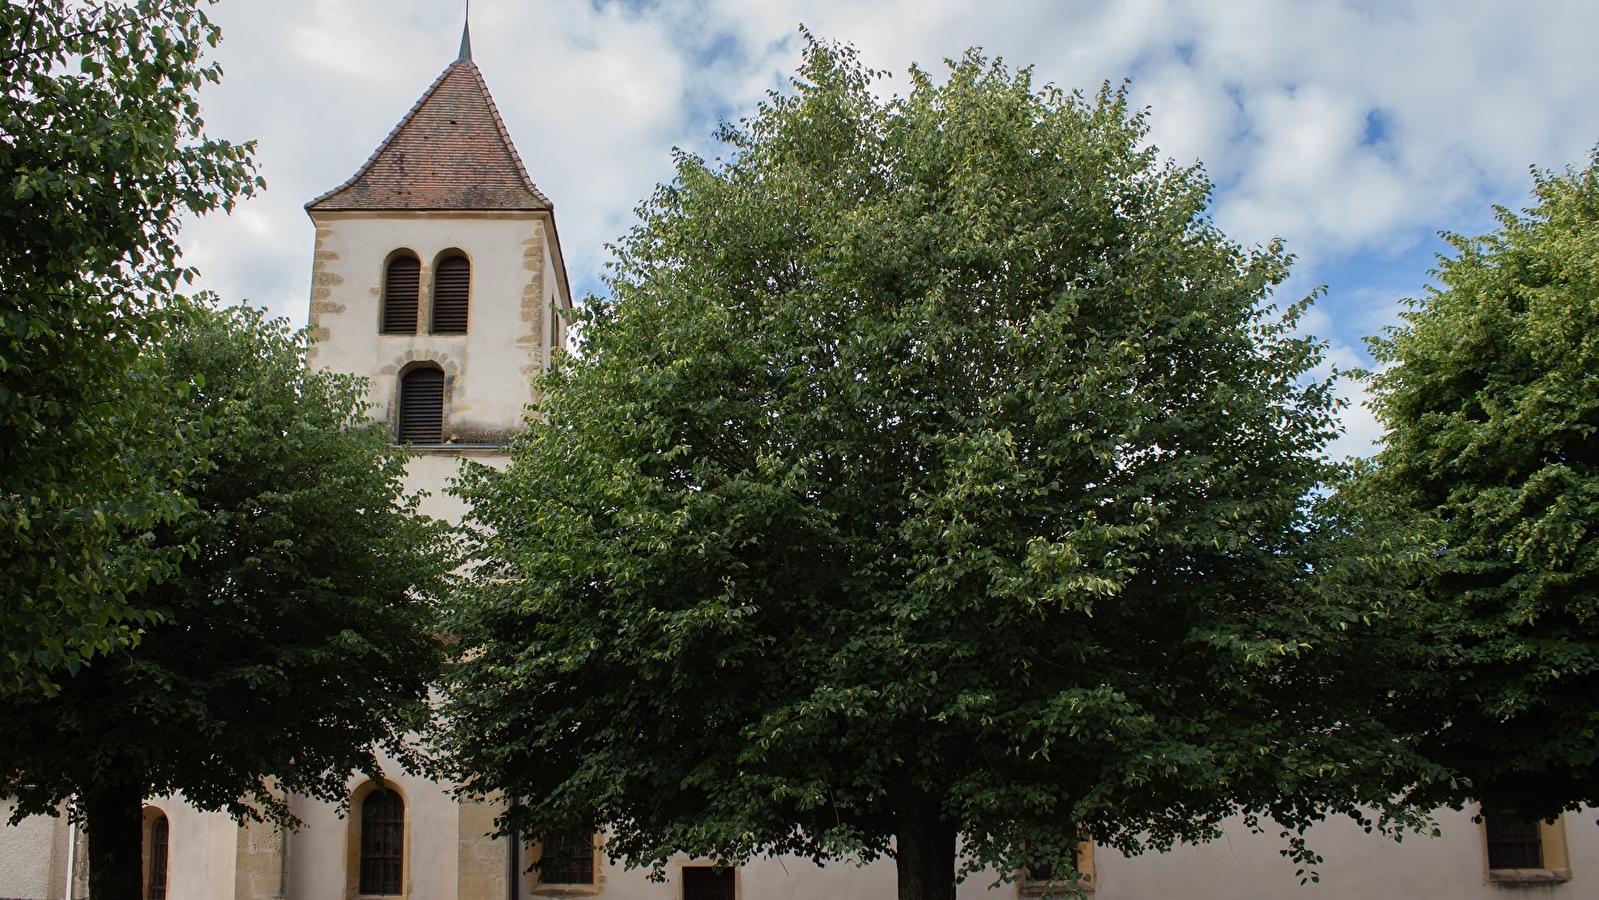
left=0, top=0, right=260, bottom=695
left=439, top=40, right=1433, bottom=900
left=0, top=305, right=453, bottom=900
left=1356, top=156, right=1599, bottom=821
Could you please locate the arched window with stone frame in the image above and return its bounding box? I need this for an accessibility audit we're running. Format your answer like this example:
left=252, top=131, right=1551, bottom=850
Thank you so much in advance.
left=397, top=365, right=445, bottom=444
left=430, top=253, right=470, bottom=335
left=381, top=252, right=421, bottom=335
left=348, top=782, right=408, bottom=898
left=142, top=806, right=170, bottom=900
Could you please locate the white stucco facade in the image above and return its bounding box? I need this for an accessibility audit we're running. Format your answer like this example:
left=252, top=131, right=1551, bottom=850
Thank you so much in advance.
left=304, top=209, right=567, bottom=446
left=143, top=800, right=240, bottom=900
left=0, top=801, right=72, bottom=900
left=283, top=760, right=465, bottom=900
left=6, top=798, right=1598, bottom=899
left=1094, top=806, right=1596, bottom=898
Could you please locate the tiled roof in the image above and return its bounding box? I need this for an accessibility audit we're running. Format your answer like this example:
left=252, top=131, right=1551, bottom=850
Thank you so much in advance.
left=308, top=60, right=550, bottom=211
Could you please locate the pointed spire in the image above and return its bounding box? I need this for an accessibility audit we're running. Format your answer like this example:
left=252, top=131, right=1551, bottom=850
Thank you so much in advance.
left=458, top=0, right=472, bottom=61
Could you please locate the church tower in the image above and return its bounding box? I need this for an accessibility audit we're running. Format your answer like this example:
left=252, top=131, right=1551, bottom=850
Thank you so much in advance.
left=303, top=19, right=570, bottom=516
left=273, top=23, right=572, bottom=900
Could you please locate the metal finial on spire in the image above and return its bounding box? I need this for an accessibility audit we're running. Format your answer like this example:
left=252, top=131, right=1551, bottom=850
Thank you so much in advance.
left=458, top=0, right=472, bottom=61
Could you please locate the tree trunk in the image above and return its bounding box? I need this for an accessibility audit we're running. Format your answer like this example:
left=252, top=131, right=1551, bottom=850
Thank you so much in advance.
left=85, top=783, right=145, bottom=900
left=895, top=802, right=957, bottom=900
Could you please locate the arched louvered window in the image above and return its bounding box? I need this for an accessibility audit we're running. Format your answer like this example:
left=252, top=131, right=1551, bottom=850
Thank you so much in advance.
left=431, top=255, right=470, bottom=334
left=382, top=255, right=421, bottom=334
left=398, top=367, right=444, bottom=443
left=359, top=790, right=405, bottom=896
left=147, top=813, right=170, bottom=900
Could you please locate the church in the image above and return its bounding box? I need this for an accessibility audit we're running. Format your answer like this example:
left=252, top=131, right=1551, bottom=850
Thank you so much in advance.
left=1, top=19, right=1595, bottom=900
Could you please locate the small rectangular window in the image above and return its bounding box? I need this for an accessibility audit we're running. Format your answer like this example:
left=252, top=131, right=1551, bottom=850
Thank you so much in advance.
left=1483, top=808, right=1572, bottom=885
left=1020, top=843, right=1095, bottom=895
left=681, top=865, right=735, bottom=900
left=1486, top=812, right=1543, bottom=870
left=539, top=829, right=595, bottom=885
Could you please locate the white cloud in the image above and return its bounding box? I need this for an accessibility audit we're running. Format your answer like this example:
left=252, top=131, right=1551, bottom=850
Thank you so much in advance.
left=177, top=0, right=1599, bottom=454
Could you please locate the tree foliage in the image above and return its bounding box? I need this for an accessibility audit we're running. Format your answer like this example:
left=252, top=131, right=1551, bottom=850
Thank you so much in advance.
left=1356, top=156, right=1599, bottom=821
left=0, top=0, right=260, bottom=695
left=438, top=38, right=1432, bottom=899
left=0, top=304, right=452, bottom=900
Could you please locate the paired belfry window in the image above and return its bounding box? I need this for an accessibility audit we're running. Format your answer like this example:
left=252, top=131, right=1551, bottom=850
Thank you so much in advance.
left=382, top=255, right=421, bottom=334
left=381, top=252, right=470, bottom=335
left=431, top=255, right=470, bottom=333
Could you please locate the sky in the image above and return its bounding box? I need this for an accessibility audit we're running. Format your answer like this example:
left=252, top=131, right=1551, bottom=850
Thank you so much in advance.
left=177, top=0, right=1599, bottom=458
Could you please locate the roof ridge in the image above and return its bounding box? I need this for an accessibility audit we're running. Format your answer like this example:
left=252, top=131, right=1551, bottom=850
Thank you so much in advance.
left=462, top=62, right=551, bottom=208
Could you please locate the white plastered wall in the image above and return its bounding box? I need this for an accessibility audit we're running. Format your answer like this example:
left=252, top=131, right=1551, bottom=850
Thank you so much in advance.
left=403, top=451, right=508, bottom=523
left=502, top=806, right=1598, bottom=900
left=305, top=209, right=561, bottom=445
left=0, top=800, right=68, bottom=900
left=1092, top=804, right=1598, bottom=900
left=285, top=753, right=462, bottom=900
left=143, top=797, right=239, bottom=900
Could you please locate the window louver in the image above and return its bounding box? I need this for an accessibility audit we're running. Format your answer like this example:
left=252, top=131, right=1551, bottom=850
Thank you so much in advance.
left=431, top=255, right=470, bottom=334
left=399, top=368, right=444, bottom=443
left=382, top=256, right=420, bottom=334
left=359, top=790, right=405, bottom=896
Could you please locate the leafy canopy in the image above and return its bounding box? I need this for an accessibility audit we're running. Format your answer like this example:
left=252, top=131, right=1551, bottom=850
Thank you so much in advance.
left=1357, top=155, right=1599, bottom=820
left=1, top=303, right=452, bottom=826
left=0, top=0, right=260, bottom=695
left=440, top=37, right=1431, bottom=892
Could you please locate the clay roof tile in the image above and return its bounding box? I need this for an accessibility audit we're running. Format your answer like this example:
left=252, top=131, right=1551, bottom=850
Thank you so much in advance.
left=307, top=60, right=550, bottom=212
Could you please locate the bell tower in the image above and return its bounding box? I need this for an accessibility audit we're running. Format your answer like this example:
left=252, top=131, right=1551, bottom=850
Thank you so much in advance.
left=303, top=19, right=570, bottom=516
